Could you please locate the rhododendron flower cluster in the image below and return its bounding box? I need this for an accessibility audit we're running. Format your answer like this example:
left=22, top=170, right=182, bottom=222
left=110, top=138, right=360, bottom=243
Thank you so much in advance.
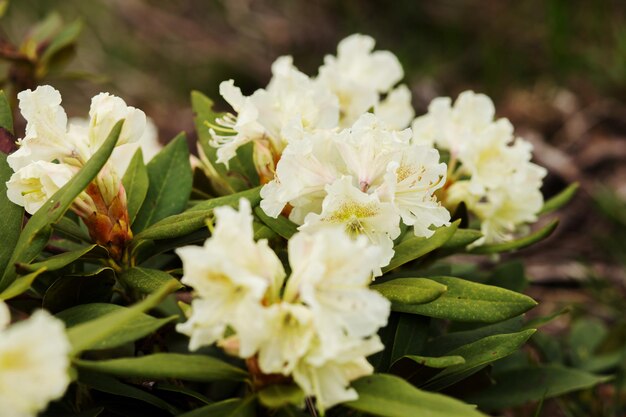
left=412, top=91, right=547, bottom=244
left=176, top=199, right=390, bottom=412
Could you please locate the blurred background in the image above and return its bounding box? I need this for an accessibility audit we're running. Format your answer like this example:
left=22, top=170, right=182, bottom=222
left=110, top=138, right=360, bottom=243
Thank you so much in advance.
left=2, top=1, right=626, bottom=415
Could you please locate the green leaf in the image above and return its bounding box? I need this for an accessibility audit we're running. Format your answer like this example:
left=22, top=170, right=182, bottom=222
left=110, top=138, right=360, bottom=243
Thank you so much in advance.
left=346, top=374, right=487, bottom=417
left=0, top=90, right=13, bottom=133
left=43, top=267, right=115, bottom=313
left=133, top=133, right=193, bottom=232
left=78, top=370, right=179, bottom=414
left=57, top=303, right=177, bottom=350
left=254, top=207, right=298, bottom=239
left=401, top=355, right=466, bottom=368
left=122, top=149, right=149, bottom=224
left=192, top=90, right=258, bottom=193
left=391, top=277, right=537, bottom=323
left=371, top=278, right=447, bottom=305
left=384, top=221, right=459, bottom=273
left=440, top=228, right=483, bottom=251
left=0, top=154, right=23, bottom=275
left=469, top=220, right=558, bottom=254
left=464, top=365, right=612, bottom=410
left=258, top=384, right=305, bottom=408
left=74, top=353, right=247, bottom=382
left=134, top=186, right=261, bottom=241
left=0, top=120, right=124, bottom=292
left=0, top=267, right=46, bottom=300
left=66, top=279, right=179, bottom=355
left=52, top=216, right=91, bottom=242
left=424, top=329, right=536, bottom=391
left=371, top=313, right=430, bottom=372
left=539, top=183, right=579, bottom=215
left=17, top=244, right=98, bottom=273
left=177, top=398, right=256, bottom=417
left=40, top=19, right=82, bottom=63
left=119, top=267, right=183, bottom=295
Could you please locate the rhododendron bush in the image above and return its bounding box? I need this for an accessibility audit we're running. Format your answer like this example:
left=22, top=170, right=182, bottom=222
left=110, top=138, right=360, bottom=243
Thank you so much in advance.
left=0, top=33, right=590, bottom=417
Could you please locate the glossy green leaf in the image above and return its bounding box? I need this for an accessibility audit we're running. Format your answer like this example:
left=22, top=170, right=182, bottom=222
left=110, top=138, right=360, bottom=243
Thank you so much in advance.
left=424, top=329, right=536, bottom=390
left=258, top=384, right=305, bottom=408
left=384, top=221, right=459, bottom=273
left=440, top=228, right=482, bottom=251
left=134, top=186, right=261, bottom=241
left=74, top=353, right=247, bottom=382
left=78, top=370, right=179, bottom=414
left=371, top=313, right=430, bottom=372
left=0, top=267, right=46, bottom=300
left=391, top=277, right=537, bottom=323
left=371, top=278, right=447, bottom=305
left=52, top=216, right=91, bottom=242
left=401, top=355, right=466, bottom=369
left=133, top=133, right=193, bottom=232
left=177, top=398, right=256, bottom=417
left=17, top=244, right=98, bottom=273
left=0, top=154, right=23, bottom=276
left=469, top=220, right=558, bottom=254
left=539, top=182, right=579, bottom=215
left=40, top=18, right=82, bottom=63
left=43, top=267, right=115, bottom=313
left=57, top=303, right=177, bottom=350
left=67, top=279, right=179, bottom=355
left=192, top=90, right=258, bottom=193
left=119, top=267, right=183, bottom=294
left=0, top=120, right=123, bottom=292
left=254, top=207, right=298, bottom=239
left=122, top=148, right=149, bottom=224
left=346, top=374, right=487, bottom=417
left=465, top=365, right=612, bottom=410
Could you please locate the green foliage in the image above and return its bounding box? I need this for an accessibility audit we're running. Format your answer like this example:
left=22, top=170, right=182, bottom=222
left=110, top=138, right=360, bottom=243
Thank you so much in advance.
left=122, top=149, right=149, bottom=224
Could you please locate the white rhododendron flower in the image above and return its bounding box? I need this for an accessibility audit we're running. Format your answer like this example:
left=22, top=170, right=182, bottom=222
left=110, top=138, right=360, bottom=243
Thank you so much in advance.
left=177, top=199, right=389, bottom=413
left=318, top=34, right=408, bottom=127
left=6, top=161, right=76, bottom=214
left=412, top=90, right=547, bottom=244
left=5, top=85, right=147, bottom=215
left=261, top=113, right=450, bottom=271
left=211, top=56, right=339, bottom=166
left=0, top=301, right=71, bottom=417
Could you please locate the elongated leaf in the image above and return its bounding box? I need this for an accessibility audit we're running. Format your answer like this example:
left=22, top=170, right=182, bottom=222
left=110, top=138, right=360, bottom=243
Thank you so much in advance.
left=43, top=267, right=115, bottom=313
left=464, top=365, right=612, bottom=410
left=0, top=154, right=23, bottom=275
left=0, top=267, right=46, bottom=300
left=346, top=374, right=487, bottom=417
left=119, top=267, right=183, bottom=294
left=0, top=121, right=124, bottom=291
left=384, top=221, right=459, bottom=273
left=469, top=220, right=558, bottom=254
left=40, top=18, right=82, bottom=63
left=424, top=329, right=536, bottom=390
left=402, top=355, right=466, bottom=369
left=371, top=278, right=447, bottom=305
left=0, top=90, right=13, bottom=134
left=258, top=384, right=304, bottom=408
left=17, top=244, right=98, bottom=273
left=74, top=353, right=247, bottom=382
left=134, top=186, right=261, bottom=241
left=133, top=133, right=193, bottom=232
left=78, top=370, right=179, bottom=414
left=177, top=398, right=256, bottom=417
left=391, top=277, right=537, bottom=323
left=539, top=183, right=579, bottom=215
left=192, top=91, right=258, bottom=193
left=371, top=313, right=430, bottom=372
left=53, top=216, right=91, bottom=242
left=122, top=149, right=149, bottom=224
left=67, top=279, right=179, bottom=355
left=440, top=228, right=482, bottom=251
left=57, top=303, right=177, bottom=350
left=254, top=207, right=298, bottom=239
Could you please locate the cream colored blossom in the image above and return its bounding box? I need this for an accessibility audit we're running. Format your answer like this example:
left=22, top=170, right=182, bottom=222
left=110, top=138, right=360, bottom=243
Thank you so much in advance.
left=0, top=301, right=71, bottom=417
left=318, top=34, right=405, bottom=127
left=374, top=84, right=415, bottom=130
left=6, top=161, right=76, bottom=215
